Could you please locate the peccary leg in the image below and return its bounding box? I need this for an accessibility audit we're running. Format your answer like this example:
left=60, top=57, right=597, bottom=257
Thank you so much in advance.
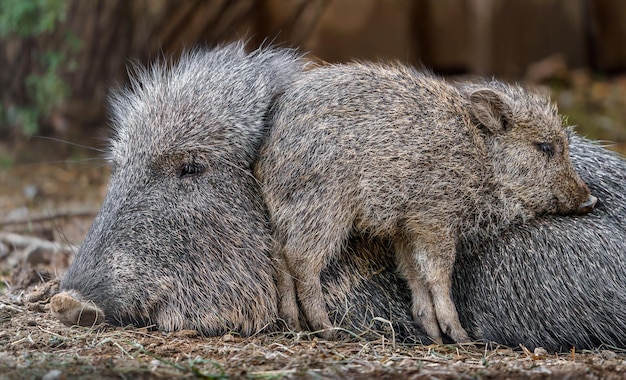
left=281, top=240, right=339, bottom=339
left=295, top=272, right=335, bottom=338
left=287, top=253, right=336, bottom=338
left=275, top=194, right=356, bottom=339
left=394, top=238, right=443, bottom=344
left=420, top=237, right=470, bottom=343
left=273, top=253, right=301, bottom=331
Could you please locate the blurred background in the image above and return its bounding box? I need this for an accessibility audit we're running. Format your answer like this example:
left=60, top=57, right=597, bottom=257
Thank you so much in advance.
left=0, top=0, right=625, bottom=254
left=2, top=0, right=626, bottom=157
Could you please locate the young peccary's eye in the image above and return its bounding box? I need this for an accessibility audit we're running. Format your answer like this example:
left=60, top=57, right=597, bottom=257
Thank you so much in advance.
left=179, top=162, right=205, bottom=178
left=536, top=142, right=554, bottom=158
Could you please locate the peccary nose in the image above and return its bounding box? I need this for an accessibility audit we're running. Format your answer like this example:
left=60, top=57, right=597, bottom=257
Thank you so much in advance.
left=577, top=195, right=598, bottom=214
left=50, top=291, right=105, bottom=327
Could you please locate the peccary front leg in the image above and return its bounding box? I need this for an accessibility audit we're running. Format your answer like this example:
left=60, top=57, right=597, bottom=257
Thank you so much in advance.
left=421, top=238, right=470, bottom=343
left=274, top=198, right=356, bottom=339
left=394, top=239, right=443, bottom=344
left=428, top=271, right=470, bottom=343
left=279, top=236, right=340, bottom=339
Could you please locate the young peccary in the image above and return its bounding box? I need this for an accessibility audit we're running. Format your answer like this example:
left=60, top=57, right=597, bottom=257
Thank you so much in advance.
left=50, top=42, right=304, bottom=335
left=255, top=63, right=597, bottom=343
left=319, top=133, right=626, bottom=351
left=453, top=134, right=626, bottom=350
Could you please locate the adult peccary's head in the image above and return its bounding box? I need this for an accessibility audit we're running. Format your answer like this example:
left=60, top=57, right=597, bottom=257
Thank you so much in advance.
left=50, top=42, right=304, bottom=335
left=459, top=81, right=596, bottom=219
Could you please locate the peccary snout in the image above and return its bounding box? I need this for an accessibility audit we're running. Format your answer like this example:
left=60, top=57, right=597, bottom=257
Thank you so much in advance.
left=578, top=194, right=598, bottom=214
left=50, top=291, right=104, bottom=327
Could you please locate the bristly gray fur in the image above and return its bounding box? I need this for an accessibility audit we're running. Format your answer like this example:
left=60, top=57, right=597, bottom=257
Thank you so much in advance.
left=107, top=41, right=302, bottom=167
left=56, top=42, right=305, bottom=336
left=320, top=134, right=626, bottom=351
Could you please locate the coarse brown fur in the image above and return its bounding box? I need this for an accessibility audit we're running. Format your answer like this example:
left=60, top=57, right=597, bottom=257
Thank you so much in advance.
left=255, top=62, right=595, bottom=343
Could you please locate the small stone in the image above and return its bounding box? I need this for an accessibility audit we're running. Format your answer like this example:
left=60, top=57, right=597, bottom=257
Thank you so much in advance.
left=27, top=303, right=45, bottom=313
left=533, top=347, right=548, bottom=358
left=42, top=369, right=63, bottom=380
left=23, top=185, right=38, bottom=200
left=601, top=350, right=618, bottom=360
left=27, top=284, right=53, bottom=303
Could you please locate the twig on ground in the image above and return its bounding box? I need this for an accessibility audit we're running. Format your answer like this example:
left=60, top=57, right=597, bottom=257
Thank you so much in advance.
left=0, top=208, right=99, bottom=226
left=0, top=232, right=76, bottom=254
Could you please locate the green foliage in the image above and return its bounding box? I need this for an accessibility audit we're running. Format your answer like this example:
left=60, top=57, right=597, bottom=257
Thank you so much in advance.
left=26, top=51, right=70, bottom=115
left=0, top=0, right=67, bottom=37
left=1, top=103, right=40, bottom=135
left=0, top=154, right=13, bottom=169
left=0, top=0, right=78, bottom=135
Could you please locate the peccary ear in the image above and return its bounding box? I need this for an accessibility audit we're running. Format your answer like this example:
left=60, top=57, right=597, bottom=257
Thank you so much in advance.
left=469, top=89, right=512, bottom=134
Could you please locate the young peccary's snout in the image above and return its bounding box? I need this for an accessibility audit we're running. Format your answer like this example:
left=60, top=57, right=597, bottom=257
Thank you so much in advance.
left=51, top=42, right=305, bottom=335
left=255, top=62, right=596, bottom=344
left=578, top=194, right=598, bottom=214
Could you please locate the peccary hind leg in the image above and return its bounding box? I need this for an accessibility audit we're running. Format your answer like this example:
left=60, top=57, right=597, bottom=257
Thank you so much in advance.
left=280, top=241, right=337, bottom=338
left=394, top=239, right=442, bottom=343
left=426, top=259, right=470, bottom=343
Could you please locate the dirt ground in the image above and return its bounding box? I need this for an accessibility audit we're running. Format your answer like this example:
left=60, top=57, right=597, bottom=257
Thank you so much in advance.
left=1, top=74, right=626, bottom=379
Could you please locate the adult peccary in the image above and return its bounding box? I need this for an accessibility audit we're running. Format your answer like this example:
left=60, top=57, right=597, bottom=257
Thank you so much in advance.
left=254, top=62, right=597, bottom=344
left=49, top=45, right=626, bottom=351
left=50, top=42, right=304, bottom=335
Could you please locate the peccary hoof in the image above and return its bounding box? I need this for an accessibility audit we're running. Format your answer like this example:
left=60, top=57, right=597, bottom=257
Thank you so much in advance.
left=50, top=291, right=105, bottom=327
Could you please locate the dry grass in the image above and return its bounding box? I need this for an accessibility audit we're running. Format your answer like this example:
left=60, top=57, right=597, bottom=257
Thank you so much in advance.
left=1, top=279, right=626, bottom=379
left=2, top=162, right=626, bottom=379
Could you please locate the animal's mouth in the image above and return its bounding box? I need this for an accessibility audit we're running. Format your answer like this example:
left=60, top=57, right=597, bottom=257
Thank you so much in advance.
left=550, top=192, right=597, bottom=216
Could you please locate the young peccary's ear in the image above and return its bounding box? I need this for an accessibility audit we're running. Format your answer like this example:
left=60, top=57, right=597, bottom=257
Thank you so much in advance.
left=469, top=88, right=512, bottom=134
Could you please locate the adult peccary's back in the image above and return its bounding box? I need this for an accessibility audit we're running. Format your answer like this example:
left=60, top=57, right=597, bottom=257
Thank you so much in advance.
left=324, top=134, right=626, bottom=350
left=50, top=43, right=304, bottom=335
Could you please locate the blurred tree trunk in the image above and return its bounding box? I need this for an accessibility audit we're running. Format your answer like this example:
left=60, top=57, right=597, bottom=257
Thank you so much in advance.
left=2, top=0, right=626, bottom=139
left=1, top=0, right=274, bottom=136
left=588, top=0, right=626, bottom=74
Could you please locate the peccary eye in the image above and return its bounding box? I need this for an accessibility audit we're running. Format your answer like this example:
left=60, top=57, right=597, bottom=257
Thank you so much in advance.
left=178, top=162, right=205, bottom=178
left=536, top=142, right=554, bottom=158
